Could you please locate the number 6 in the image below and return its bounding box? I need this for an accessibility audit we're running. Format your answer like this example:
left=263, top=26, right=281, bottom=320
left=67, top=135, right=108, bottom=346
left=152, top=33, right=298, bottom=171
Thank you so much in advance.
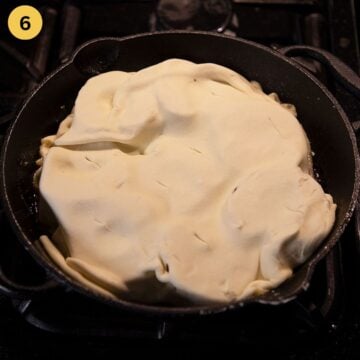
left=20, top=16, right=31, bottom=30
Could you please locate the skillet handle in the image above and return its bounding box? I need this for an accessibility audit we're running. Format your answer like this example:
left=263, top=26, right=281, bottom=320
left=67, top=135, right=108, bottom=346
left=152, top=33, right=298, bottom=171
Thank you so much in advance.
left=0, top=267, right=58, bottom=300
left=279, top=45, right=360, bottom=100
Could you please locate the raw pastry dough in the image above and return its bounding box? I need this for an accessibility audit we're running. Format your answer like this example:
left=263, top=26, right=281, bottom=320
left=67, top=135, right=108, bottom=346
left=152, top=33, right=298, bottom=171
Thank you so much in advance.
left=38, top=59, right=336, bottom=304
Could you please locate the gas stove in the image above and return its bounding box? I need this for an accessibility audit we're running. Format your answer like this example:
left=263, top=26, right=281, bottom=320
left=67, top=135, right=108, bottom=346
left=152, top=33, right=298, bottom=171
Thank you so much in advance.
left=0, top=0, right=360, bottom=357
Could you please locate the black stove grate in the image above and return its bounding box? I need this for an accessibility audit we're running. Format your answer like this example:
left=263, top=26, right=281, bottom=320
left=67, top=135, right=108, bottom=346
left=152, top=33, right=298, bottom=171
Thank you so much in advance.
left=0, top=0, right=360, bottom=356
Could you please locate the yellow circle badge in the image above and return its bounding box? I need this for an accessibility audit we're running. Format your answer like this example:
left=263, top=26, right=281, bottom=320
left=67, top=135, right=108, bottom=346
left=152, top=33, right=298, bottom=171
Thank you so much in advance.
left=8, top=5, right=43, bottom=40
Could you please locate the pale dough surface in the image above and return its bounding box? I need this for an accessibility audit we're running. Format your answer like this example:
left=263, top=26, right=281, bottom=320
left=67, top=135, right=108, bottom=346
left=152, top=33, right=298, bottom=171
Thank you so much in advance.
left=38, top=59, right=336, bottom=304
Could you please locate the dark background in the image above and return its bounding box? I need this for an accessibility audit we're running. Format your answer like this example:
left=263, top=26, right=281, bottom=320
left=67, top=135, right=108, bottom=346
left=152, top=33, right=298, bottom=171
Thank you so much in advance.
left=1, top=0, right=360, bottom=358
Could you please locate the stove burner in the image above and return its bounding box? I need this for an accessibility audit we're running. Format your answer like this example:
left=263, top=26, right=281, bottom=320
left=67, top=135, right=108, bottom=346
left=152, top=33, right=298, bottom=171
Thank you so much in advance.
left=0, top=1, right=360, bottom=356
left=156, top=0, right=232, bottom=32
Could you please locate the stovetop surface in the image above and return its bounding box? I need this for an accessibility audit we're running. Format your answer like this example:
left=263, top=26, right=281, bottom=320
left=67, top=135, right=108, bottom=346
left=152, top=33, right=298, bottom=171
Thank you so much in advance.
left=1, top=0, right=360, bottom=357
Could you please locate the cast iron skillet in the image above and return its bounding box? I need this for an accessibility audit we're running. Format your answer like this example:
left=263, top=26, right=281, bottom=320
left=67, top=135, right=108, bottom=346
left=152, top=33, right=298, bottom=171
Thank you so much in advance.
left=1, top=31, right=360, bottom=317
